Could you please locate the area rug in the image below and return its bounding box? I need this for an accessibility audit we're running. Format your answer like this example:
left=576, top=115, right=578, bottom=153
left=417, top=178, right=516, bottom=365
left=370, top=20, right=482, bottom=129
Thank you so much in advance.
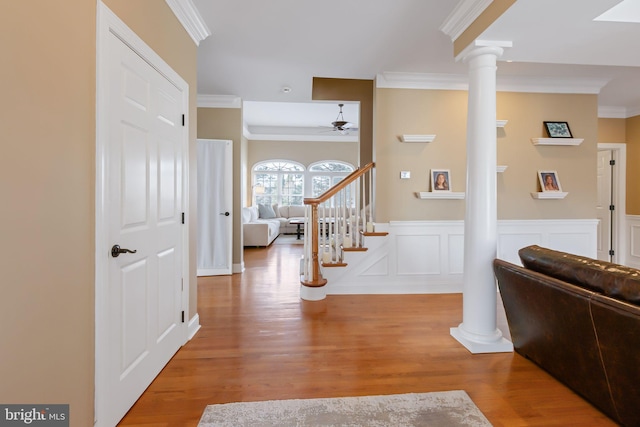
left=273, top=234, right=304, bottom=245
left=198, top=390, right=492, bottom=427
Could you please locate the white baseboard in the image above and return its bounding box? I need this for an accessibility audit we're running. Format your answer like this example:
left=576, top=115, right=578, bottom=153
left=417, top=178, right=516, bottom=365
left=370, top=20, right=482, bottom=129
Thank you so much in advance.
left=188, top=313, right=201, bottom=340
left=233, top=262, right=245, bottom=273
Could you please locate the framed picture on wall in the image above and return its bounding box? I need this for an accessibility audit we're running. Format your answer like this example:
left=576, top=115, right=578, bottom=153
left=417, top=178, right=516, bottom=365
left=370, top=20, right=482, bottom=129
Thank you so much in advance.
left=538, top=170, right=562, bottom=192
left=544, top=121, right=573, bottom=138
left=431, top=169, right=451, bottom=192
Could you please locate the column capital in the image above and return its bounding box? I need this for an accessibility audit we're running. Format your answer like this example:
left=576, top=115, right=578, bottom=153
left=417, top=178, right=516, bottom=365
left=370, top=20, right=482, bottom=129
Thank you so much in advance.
left=457, top=39, right=512, bottom=63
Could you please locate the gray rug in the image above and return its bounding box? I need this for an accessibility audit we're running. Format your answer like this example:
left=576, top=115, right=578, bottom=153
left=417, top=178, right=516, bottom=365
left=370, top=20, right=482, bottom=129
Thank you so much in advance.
left=198, top=390, right=492, bottom=427
left=273, top=234, right=304, bottom=244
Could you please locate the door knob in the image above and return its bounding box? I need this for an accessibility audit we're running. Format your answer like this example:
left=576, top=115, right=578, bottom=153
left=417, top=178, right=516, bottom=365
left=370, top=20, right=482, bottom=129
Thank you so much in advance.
left=220, top=212, right=230, bottom=216
left=111, top=244, right=137, bottom=258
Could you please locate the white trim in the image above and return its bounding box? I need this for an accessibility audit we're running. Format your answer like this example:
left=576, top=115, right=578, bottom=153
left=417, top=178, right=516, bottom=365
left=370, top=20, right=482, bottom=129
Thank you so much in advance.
left=627, top=215, right=640, bottom=269
left=164, top=0, right=211, bottom=45
left=188, top=313, right=201, bottom=340
left=96, top=3, right=191, bottom=426
left=626, top=105, right=640, bottom=118
left=439, top=0, right=493, bottom=42
left=598, top=143, right=627, bottom=266
left=197, top=94, right=242, bottom=108
left=377, top=72, right=608, bottom=95
left=233, top=262, right=245, bottom=273
left=321, top=219, right=598, bottom=295
left=598, top=106, right=627, bottom=118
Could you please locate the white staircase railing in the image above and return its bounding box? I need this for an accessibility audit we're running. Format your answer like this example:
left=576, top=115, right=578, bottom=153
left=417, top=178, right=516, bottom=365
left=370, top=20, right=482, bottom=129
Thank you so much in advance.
left=301, top=162, right=375, bottom=288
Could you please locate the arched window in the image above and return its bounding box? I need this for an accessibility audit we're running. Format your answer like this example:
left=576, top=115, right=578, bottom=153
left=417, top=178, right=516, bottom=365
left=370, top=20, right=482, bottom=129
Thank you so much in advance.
left=309, top=161, right=355, bottom=197
left=252, top=160, right=356, bottom=206
left=253, top=160, right=305, bottom=206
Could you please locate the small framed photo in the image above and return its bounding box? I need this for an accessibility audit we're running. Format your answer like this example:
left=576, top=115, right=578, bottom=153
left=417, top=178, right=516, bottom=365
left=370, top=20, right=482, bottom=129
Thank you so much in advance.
left=431, top=169, right=451, bottom=192
left=538, top=170, right=562, bottom=192
left=544, top=121, right=573, bottom=138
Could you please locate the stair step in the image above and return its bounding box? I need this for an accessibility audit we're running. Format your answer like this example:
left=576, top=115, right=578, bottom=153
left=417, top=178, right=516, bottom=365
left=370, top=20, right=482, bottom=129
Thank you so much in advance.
left=361, top=230, right=389, bottom=237
left=342, top=246, right=368, bottom=252
left=322, top=262, right=348, bottom=267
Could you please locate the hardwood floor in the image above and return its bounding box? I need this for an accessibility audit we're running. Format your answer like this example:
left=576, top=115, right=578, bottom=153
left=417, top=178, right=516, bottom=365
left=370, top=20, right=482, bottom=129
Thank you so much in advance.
left=118, top=242, right=616, bottom=426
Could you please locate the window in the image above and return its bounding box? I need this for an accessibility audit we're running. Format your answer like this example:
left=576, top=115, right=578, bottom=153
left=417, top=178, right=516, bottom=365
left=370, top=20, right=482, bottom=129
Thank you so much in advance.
left=253, top=161, right=305, bottom=206
left=309, top=161, right=355, bottom=197
left=252, top=160, right=355, bottom=206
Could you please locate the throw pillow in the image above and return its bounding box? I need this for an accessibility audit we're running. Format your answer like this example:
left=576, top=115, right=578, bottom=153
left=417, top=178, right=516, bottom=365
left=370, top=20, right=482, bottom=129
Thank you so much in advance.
left=258, top=203, right=276, bottom=219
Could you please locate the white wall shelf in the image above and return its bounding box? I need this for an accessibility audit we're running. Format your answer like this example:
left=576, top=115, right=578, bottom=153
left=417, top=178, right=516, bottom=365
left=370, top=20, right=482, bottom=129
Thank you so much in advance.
left=497, top=165, right=508, bottom=173
left=531, top=138, right=583, bottom=146
left=530, top=192, right=568, bottom=199
left=416, top=192, right=465, bottom=199
left=401, top=134, right=436, bottom=143
left=496, top=120, right=508, bottom=128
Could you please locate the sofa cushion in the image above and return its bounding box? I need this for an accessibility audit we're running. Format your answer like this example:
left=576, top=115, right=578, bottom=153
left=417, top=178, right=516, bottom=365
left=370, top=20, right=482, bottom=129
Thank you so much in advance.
left=289, top=205, right=305, bottom=217
left=241, top=207, right=252, bottom=224
left=278, top=205, right=289, bottom=218
left=258, top=203, right=276, bottom=219
left=519, top=245, right=640, bottom=304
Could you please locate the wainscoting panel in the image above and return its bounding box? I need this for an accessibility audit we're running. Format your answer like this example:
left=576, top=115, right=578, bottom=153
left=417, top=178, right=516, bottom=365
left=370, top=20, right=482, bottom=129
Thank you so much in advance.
left=323, top=219, right=598, bottom=295
left=627, top=215, right=640, bottom=269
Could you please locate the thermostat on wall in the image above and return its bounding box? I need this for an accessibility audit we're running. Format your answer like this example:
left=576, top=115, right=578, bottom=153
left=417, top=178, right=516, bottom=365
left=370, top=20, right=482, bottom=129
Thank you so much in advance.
left=400, top=171, right=411, bottom=179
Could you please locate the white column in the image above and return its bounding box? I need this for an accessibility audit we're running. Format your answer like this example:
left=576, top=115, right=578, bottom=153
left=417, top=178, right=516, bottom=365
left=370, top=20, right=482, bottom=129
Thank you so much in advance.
left=450, top=44, right=513, bottom=353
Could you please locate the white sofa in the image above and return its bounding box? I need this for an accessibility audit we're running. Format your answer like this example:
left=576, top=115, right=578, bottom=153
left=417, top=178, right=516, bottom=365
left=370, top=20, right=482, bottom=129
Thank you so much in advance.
left=242, top=204, right=358, bottom=246
left=241, top=206, right=280, bottom=247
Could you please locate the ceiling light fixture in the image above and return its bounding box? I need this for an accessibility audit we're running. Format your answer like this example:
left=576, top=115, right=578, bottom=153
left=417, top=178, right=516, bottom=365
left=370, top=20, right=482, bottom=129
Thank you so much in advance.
left=281, top=86, right=292, bottom=94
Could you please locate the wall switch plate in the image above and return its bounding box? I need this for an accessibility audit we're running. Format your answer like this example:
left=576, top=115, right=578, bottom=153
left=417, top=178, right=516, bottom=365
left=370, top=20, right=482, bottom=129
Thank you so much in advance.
left=400, top=171, right=410, bottom=179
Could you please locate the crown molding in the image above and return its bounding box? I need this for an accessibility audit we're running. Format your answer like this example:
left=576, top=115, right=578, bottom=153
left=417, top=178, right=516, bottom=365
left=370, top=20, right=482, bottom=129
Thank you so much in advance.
left=496, top=75, right=609, bottom=95
left=625, top=105, right=640, bottom=118
left=377, top=72, right=469, bottom=90
left=197, top=94, right=242, bottom=108
left=378, top=72, right=608, bottom=96
left=165, top=0, right=211, bottom=46
left=439, top=0, right=493, bottom=42
left=598, top=106, right=627, bottom=119
left=244, top=125, right=358, bottom=142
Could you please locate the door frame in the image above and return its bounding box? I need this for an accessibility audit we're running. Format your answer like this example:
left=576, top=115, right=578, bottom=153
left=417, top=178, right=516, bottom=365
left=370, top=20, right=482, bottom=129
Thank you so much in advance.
left=597, top=142, right=627, bottom=265
left=95, top=3, right=190, bottom=425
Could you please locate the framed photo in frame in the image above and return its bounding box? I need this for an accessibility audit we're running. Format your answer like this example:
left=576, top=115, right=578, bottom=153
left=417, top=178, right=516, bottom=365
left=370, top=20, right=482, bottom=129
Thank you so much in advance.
left=431, top=169, right=451, bottom=192
left=544, top=121, right=573, bottom=138
left=538, top=170, right=562, bottom=192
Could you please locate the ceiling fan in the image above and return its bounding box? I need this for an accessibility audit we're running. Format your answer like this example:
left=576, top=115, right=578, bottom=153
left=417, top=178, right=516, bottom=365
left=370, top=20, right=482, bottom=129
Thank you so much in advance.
left=320, top=103, right=358, bottom=135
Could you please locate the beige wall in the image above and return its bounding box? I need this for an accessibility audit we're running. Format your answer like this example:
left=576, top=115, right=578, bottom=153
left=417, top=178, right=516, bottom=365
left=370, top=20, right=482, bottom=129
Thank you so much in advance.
left=197, top=107, right=244, bottom=267
left=626, top=115, right=640, bottom=214
left=598, top=118, right=626, bottom=143
left=1, top=1, right=96, bottom=424
left=0, top=2, right=196, bottom=425
left=247, top=139, right=359, bottom=205
left=375, top=89, right=598, bottom=222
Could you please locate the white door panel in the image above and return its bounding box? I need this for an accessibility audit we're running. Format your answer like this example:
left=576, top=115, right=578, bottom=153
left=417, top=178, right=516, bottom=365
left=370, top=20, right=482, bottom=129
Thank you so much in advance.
left=197, top=139, right=233, bottom=276
left=596, top=150, right=612, bottom=261
left=97, top=19, right=187, bottom=426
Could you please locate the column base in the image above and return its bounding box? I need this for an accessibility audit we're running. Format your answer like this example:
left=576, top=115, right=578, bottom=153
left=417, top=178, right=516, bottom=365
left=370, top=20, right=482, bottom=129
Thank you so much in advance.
left=450, top=324, right=513, bottom=354
left=300, top=284, right=326, bottom=301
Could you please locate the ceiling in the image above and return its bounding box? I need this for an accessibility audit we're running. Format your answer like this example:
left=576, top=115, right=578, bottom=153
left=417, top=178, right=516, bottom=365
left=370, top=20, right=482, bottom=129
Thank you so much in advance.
left=191, top=0, right=640, bottom=140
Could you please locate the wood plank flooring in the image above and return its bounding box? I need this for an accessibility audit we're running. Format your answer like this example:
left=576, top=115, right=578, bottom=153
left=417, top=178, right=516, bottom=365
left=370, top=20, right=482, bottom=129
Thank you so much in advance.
left=118, top=242, right=616, bottom=426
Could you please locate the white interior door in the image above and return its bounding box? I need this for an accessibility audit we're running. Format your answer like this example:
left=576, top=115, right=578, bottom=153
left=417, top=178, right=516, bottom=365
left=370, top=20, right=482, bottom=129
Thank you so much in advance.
left=96, top=6, right=188, bottom=426
left=596, top=150, right=613, bottom=261
left=197, top=139, right=233, bottom=276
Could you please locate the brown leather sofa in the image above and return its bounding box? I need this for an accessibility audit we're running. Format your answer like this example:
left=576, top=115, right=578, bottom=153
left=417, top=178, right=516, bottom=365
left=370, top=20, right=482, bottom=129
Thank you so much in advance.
left=493, top=245, right=640, bottom=426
